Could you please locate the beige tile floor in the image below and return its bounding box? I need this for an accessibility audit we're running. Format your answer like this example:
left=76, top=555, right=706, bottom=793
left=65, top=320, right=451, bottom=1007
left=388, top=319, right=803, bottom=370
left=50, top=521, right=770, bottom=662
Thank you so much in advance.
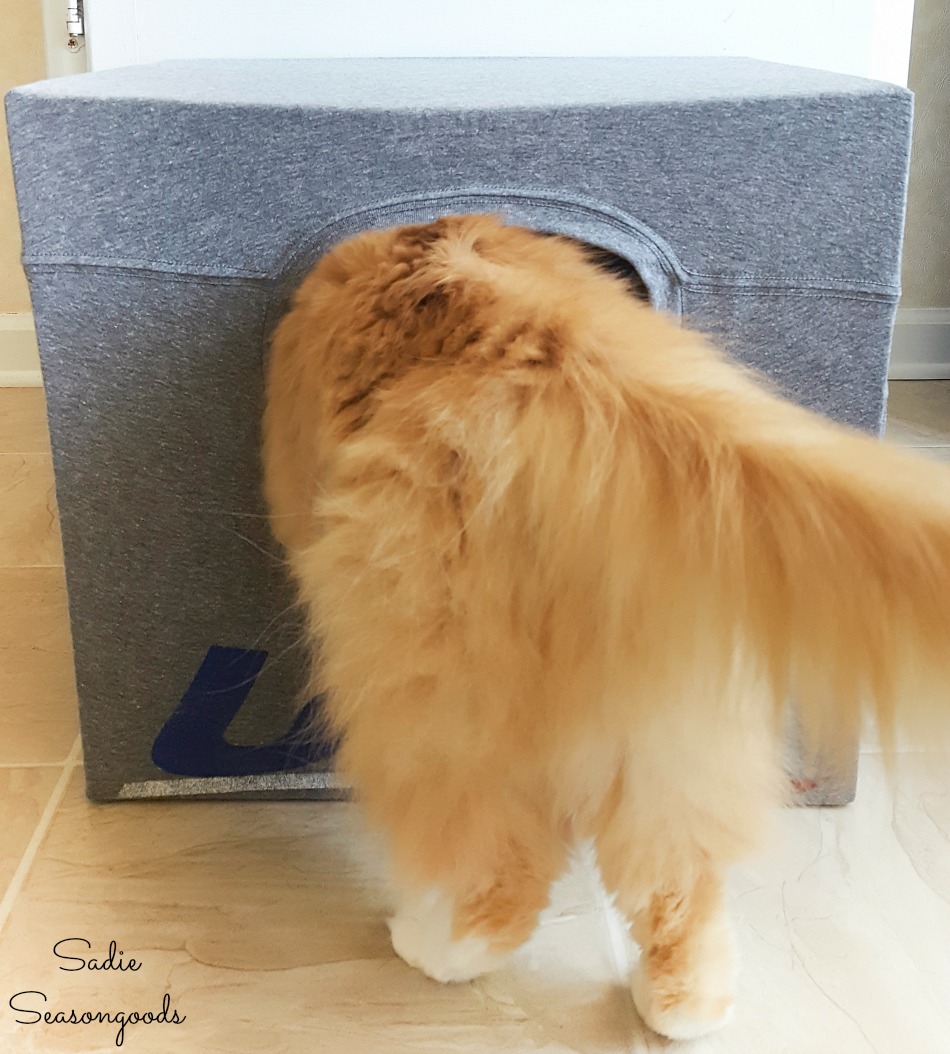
left=1, top=383, right=949, bottom=1053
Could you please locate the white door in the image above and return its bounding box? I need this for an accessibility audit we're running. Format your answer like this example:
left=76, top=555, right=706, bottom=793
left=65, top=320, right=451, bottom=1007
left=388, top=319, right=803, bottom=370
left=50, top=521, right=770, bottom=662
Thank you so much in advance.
left=81, top=0, right=916, bottom=85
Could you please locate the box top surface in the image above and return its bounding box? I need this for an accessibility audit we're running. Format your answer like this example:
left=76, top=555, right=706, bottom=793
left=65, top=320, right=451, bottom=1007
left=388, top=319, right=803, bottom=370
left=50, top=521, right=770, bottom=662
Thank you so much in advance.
left=5, top=57, right=912, bottom=292
left=11, top=56, right=906, bottom=111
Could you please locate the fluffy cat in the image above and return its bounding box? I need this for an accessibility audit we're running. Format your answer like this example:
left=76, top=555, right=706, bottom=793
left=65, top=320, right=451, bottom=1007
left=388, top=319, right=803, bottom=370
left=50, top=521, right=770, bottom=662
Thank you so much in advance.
left=262, top=214, right=950, bottom=1041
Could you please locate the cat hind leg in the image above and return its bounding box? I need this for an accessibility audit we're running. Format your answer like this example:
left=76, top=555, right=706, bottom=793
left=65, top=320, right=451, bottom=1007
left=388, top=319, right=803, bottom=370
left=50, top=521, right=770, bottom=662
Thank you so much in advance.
left=589, top=759, right=769, bottom=1039
left=388, top=885, right=509, bottom=983
left=387, top=825, right=567, bottom=984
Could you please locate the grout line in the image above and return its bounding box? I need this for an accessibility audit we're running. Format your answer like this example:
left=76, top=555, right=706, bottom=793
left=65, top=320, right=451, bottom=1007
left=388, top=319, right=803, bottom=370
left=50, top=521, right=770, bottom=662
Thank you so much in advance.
left=860, top=747, right=936, bottom=754
left=574, top=843, right=639, bottom=1023
left=598, top=883, right=635, bottom=984
left=591, top=870, right=645, bottom=1054
left=0, top=564, right=66, bottom=571
left=888, top=436, right=950, bottom=445
left=0, top=736, right=82, bottom=940
left=0, top=760, right=77, bottom=769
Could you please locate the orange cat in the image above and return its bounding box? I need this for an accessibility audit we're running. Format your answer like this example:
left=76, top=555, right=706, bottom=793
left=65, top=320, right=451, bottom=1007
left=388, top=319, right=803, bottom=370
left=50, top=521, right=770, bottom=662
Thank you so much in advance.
left=263, top=214, right=950, bottom=1041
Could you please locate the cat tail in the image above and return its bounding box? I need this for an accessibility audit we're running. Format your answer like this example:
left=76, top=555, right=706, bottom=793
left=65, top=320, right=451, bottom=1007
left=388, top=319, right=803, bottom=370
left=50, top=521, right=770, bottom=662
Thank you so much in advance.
left=512, top=314, right=950, bottom=760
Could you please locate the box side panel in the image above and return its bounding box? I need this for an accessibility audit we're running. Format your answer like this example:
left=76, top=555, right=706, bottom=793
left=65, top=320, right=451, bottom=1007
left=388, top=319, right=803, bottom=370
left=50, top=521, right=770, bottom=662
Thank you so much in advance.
left=684, top=284, right=901, bottom=803
left=30, top=276, right=897, bottom=805
left=683, top=286, right=897, bottom=435
left=28, top=268, right=333, bottom=800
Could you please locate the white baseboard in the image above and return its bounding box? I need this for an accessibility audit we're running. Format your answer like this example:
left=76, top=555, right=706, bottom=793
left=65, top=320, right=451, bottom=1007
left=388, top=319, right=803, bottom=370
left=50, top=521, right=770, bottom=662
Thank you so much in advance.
left=0, top=314, right=42, bottom=387
left=889, top=308, right=950, bottom=380
left=3, top=306, right=948, bottom=388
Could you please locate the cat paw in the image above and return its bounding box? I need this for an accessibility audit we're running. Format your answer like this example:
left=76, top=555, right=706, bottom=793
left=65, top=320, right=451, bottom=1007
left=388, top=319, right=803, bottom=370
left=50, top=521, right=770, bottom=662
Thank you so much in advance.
left=388, top=889, right=507, bottom=984
left=631, top=965, right=735, bottom=1041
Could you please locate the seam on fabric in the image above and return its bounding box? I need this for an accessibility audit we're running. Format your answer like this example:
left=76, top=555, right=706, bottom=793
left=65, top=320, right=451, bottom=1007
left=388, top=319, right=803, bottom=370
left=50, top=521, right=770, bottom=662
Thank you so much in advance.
left=682, top=270, right=899, bottom=292
left=24, top=262, right=269, bottom=288
left=23, top=184, right=903, bottom=301
left=272, top=188, right=684, bottom=278
left=686, top=286, right=899, bottom=305
left=23, top=255, right=270, bottom=279
left=22, top=252, right=902, bottom=299
left=267, top=188, right=689, bottom=322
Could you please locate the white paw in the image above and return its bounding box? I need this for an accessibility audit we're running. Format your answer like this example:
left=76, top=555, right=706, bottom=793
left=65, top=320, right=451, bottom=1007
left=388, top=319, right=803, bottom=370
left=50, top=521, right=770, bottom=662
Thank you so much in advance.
left=388, top=888, right=507, bottom=984
left=631, top=965, right=735, bottom=1041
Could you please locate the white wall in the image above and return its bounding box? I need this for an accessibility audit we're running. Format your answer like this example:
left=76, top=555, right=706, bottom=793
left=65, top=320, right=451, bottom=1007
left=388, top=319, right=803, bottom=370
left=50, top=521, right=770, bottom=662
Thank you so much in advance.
left=85, top=0, right=916, bottom=85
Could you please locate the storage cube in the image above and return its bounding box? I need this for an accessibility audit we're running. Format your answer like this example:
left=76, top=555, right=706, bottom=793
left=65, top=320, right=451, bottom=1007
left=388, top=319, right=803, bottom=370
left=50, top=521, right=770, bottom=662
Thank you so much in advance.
left=5, top=58, right=912, bottom=802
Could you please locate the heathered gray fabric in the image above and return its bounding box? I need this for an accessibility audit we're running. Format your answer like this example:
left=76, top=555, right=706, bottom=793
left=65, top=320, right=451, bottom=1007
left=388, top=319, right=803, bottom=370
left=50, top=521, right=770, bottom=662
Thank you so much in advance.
left=7, top=59, right=910, bottom=287
left=4, top=58, right=913, bottom=802
left=14, top=56, right=907, bottom=108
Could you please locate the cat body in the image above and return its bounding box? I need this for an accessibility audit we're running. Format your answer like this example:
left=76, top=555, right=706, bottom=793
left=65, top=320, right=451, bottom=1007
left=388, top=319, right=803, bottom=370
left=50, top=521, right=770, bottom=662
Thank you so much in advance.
left=263, top=215, right=950, bottom=1040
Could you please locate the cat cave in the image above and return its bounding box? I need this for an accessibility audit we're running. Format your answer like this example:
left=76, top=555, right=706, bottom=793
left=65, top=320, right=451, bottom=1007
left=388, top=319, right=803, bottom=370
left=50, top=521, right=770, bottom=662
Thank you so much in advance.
left=5, top=58, right=912, bottom=803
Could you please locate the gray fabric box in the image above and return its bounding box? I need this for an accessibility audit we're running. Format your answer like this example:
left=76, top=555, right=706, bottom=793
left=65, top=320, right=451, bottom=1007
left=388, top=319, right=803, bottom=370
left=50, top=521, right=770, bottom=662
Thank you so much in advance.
left=5, top=58, right=912, bottom=803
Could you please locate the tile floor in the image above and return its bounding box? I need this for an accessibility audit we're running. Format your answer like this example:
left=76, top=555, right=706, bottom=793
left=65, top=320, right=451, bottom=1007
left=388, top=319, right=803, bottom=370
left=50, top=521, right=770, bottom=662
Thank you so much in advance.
left=1, top=383, right=949, bottom=1053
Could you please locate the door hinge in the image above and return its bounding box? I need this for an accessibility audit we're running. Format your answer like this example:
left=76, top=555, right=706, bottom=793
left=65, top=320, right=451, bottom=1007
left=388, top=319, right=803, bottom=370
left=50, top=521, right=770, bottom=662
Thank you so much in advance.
left=67, top=0, right=85, bottom=52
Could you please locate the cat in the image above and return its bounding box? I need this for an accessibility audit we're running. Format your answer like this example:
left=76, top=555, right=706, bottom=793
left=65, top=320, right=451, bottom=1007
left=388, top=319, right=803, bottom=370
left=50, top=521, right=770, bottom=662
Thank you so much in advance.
left=262, top=214, right=950, bottom=1041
